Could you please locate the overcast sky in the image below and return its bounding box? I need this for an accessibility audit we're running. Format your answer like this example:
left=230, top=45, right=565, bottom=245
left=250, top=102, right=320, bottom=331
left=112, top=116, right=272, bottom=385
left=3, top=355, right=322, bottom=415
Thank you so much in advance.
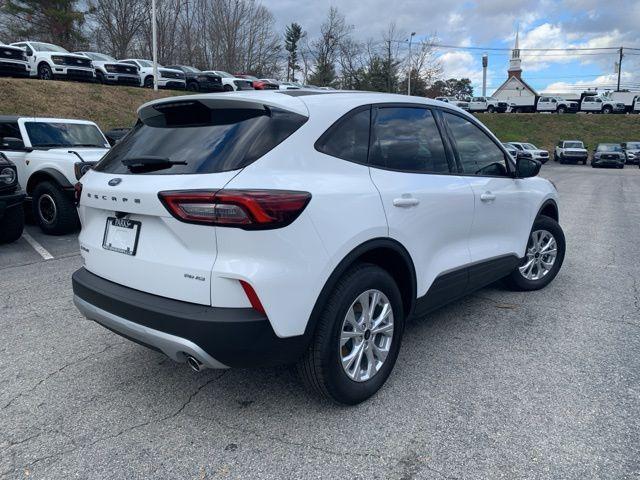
left=263, top=0, right=640, bottom=94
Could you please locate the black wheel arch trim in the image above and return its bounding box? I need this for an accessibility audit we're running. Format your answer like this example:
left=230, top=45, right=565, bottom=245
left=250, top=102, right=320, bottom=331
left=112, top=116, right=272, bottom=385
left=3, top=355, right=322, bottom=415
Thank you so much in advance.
left=26, top=168, right=74, bottom=195
left=536, top=199, right=559, bottom=222
left=303, top=237, right=418, bottom=340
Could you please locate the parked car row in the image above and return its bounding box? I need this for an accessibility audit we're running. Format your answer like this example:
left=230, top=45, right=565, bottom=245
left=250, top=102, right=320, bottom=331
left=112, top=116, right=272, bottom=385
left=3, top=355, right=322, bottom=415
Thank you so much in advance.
left=553, top=140, right=640, bottom=168
left=0, top=39, right=330, bottom=93
left=435, top=92, right=640, bottom=114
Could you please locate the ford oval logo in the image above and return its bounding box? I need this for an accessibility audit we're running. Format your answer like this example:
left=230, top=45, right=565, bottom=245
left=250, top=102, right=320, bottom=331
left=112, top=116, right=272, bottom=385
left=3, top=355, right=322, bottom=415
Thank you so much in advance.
left=108, top=178, right=122, bottom=186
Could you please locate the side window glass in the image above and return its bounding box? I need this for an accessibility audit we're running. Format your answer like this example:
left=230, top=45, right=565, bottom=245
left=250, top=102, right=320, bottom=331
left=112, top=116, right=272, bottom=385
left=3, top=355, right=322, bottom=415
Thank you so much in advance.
left=443, top=112, right=508, bottom=177
left=315, top=108, right=370, bottom=163
left=369, top=107, right=449, bottom=174
left=0, top=122, right=22, bottom=142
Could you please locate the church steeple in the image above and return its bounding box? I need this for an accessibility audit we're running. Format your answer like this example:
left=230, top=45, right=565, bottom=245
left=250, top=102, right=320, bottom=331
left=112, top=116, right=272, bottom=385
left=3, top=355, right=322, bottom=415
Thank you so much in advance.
left=508, top=24, right=522, bottom=80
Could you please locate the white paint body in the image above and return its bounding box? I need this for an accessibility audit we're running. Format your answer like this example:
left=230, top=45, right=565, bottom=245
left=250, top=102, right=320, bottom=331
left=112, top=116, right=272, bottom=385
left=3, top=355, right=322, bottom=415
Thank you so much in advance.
left=77, top=91, right=558, bottom=339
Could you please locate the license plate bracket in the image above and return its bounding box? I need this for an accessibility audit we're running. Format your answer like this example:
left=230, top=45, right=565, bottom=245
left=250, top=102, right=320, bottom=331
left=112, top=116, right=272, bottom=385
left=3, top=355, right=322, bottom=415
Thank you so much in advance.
left=102, top=217, right=141, bottom=256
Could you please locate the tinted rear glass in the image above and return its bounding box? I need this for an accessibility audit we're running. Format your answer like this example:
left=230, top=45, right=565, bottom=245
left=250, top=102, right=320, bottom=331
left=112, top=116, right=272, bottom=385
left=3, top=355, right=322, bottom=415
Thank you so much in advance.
left=94, top=102, right=307, bottom=175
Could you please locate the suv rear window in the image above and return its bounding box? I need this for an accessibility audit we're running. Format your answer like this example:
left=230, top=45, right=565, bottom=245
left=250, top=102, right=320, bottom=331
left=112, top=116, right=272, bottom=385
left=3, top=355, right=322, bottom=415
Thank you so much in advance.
left=95, top=102, right=307, bottom=175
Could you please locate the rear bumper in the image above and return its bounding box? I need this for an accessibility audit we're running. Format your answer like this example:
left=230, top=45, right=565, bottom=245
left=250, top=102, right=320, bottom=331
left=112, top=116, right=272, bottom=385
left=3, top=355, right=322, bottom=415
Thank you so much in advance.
left=72, top=267, right=308, bottom=368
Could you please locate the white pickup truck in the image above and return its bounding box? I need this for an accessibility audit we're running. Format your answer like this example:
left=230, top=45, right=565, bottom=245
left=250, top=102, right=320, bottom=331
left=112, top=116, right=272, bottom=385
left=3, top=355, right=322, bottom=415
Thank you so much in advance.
left=434, top=97, right=470, bottom=110
left=0, top=40, right=31, bottom=77
left=580, top=94, right=626, bottom=114
left=10, top=41, right=95, bottom=81
left=0, top=116, right=110, bottom=234
left=467, top=96, right=509, bottom=113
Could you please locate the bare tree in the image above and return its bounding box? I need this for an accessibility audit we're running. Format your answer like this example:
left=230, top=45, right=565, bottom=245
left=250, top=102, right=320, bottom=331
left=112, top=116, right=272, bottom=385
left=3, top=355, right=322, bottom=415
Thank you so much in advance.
left=307, top=7, right=351, bottom=86
left=88, top=0, right=147, bottom=59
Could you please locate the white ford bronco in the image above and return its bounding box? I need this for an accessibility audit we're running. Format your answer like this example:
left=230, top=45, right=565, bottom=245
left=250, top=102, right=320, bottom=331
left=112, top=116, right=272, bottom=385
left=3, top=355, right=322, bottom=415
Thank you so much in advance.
left=0, top=116, right=110, bottom=234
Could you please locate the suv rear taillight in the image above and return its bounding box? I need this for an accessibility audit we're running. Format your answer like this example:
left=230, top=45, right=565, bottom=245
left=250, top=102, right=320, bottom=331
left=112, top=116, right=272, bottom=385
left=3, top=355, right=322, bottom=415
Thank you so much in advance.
left=158, top=189, right=311, bottom=230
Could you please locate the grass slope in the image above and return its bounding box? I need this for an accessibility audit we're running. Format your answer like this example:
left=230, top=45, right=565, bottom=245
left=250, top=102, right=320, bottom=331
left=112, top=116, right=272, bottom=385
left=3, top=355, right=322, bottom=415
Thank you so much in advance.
left=477, top=112, right=640, bottom=153
left=0, top=78, right=181, bottom=130
left=2, top=78, right=639, bottom=150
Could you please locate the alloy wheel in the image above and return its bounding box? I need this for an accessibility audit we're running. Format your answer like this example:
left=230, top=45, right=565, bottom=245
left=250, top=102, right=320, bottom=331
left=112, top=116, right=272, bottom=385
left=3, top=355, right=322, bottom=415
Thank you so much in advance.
left=339, top=289, right=394, bottom=382
left=519, top=229, right=557, bottom=281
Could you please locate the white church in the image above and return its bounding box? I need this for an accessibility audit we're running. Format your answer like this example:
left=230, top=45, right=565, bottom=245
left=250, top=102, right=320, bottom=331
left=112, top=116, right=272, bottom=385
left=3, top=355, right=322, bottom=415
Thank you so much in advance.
left=492, top=29, right=539, bottom=103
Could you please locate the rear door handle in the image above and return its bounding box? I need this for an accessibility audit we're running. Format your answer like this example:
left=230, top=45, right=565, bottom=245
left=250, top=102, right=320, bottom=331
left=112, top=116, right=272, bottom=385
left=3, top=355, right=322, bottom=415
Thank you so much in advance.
left=480, top=192, right=496, bottom=202
left=393, top=196, right=420, bottom=208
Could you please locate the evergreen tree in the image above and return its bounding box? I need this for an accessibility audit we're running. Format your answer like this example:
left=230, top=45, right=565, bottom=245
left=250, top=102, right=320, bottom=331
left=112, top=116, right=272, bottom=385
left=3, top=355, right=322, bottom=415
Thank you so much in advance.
left=2, top=0, right=86, bottom=49
left=284, top=22, right=303, bottom=82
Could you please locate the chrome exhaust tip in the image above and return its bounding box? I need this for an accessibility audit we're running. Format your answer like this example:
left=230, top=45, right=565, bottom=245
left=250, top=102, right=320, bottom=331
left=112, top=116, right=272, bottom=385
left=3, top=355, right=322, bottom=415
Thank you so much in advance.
left=186, top=355, right=203, bottom=372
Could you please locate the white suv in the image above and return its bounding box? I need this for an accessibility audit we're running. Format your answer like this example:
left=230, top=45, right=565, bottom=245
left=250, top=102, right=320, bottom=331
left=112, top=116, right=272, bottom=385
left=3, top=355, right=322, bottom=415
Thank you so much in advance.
left=10, top=41, right=95, bottom=81
left=0, top=116, right=110, bottom=234
left=72, top=91, right=565, bottom=404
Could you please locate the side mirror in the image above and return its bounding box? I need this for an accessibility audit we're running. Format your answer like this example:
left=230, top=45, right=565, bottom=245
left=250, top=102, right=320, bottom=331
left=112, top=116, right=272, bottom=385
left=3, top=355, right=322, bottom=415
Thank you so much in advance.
left=516, top=157, right=541, bottom=178
left=1, top=137, right=31, bottom=151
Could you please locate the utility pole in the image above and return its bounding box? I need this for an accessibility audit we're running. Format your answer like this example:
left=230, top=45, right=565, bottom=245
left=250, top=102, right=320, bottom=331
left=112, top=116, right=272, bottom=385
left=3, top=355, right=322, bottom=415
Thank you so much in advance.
left=616, top=47, right=623, bottom=92
left=152, top=0, right=158, bottom=91
left=387, top=40, right=392, bottom=93
left=482, top=53, right=488, bottom=97
left=407, top=32, right=415, bottom=96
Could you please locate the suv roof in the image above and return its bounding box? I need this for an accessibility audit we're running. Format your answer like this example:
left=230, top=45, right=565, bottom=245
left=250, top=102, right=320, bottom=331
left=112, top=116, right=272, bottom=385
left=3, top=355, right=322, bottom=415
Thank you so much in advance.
left=140, top=90, right=471, bottom=120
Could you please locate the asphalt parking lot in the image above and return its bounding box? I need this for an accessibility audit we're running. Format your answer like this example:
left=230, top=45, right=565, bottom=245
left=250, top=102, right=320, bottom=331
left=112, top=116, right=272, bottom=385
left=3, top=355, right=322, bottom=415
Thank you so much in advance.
left=1, top=162, right=639, bottom=480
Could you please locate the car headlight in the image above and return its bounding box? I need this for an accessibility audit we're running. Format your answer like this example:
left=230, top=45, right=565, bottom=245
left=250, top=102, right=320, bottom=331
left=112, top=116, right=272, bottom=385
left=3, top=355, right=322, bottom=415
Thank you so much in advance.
left=51, top=55, right=66, bottom=65
left=0, top=167, right=16, bottom=185
left=74, top=162, right=96, bottom=180
left=105, top=64, right=117, bottom=73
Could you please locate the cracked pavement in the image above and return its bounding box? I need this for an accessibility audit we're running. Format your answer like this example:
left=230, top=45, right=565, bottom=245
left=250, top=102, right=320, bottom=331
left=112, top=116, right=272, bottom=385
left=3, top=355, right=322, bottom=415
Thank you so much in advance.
left=1, top=162, right=639, bottom=479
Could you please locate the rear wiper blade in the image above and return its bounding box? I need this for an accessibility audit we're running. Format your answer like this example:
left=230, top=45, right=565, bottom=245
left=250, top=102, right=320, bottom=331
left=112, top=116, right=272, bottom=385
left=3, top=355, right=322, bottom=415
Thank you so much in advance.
left=121, top=156, right=186, bottom=173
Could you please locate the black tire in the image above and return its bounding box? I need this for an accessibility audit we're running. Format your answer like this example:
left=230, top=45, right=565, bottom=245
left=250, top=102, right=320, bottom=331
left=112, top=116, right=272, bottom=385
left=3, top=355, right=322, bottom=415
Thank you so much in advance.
left=603, top=106, right=612, bottom=114
left=487, top=105, right=495, bottom=113
left=504, top=215, right=565, bottom=291
left=38, top=63, right=53, bottom=80
left=559, top=155, right=566, bottom=164
left=96, top=71, right=105, bottom=84
left=143, top=76, right=154, bottom=88
left=553, top=152, right=558, bottom=162
left=223, top=84, right=234, bottom=92
left=187, top=81, right=200, bottom=92
left=582, top=159, right=587, bottom=165
left=297, top=263, right=405, bottom=405
left=31, top=181, right=79, bottom=235
left=0, top=205, right=24, bottom=244
left=557, top=106, right=566, bottom=114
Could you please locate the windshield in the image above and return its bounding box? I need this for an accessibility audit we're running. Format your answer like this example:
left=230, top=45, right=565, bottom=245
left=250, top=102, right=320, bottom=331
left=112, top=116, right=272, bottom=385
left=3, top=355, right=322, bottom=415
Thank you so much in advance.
left=597, top=144, right=623, bottom=152
left=31, top=42, right=68, bottom=53
left=25, top=122, right=108, bottom=148
left=565, top=142, right=584, bottom=149
left=626, top=142, right=640, bottom=149
left=135, top=60, right=154, bottom=68
left=184, top=66, right=200, bottom=73
left=214, top=70, right=233, bottom=78
left=84, top=52, right=115, bottom=62
left=523, top=143, right=537, bottom=150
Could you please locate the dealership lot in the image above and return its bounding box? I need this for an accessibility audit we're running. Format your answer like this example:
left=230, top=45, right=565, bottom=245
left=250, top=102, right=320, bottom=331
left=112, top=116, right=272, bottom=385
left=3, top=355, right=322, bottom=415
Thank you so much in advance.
left=1, top=162, right=639, bottom=479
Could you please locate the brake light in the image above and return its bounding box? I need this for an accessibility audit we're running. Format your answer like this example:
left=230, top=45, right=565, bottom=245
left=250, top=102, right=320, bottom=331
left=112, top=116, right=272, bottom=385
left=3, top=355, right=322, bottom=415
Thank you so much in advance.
left=158, top=189, right=311, bottom=229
